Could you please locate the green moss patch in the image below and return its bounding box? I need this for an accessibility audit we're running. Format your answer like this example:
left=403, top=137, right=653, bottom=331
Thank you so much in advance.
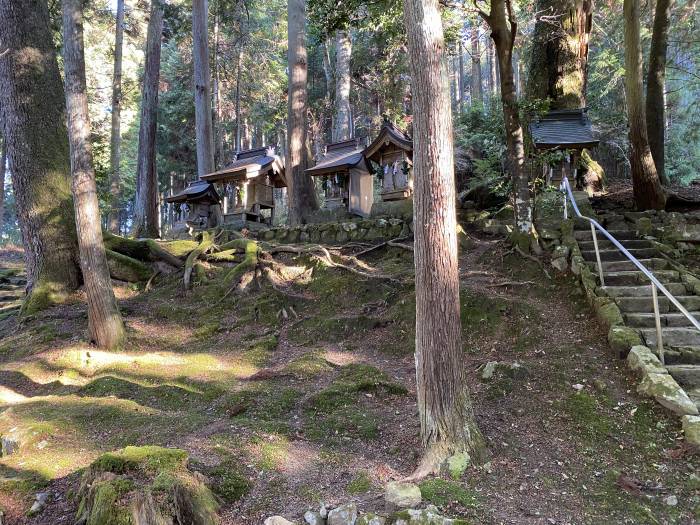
left=347, top=471, right=372, bottom=494
left=419, top=478, right=478, bottom=508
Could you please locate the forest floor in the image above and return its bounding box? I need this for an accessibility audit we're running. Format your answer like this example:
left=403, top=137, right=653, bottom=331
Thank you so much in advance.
left=0, top=230, right=698, bottom=524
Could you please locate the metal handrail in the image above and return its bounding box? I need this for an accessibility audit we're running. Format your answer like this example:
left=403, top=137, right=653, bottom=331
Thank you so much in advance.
left=560, top=175, right=700, bottom=364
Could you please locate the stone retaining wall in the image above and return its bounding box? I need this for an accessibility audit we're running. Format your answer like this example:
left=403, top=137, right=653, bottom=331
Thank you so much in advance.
left=254, top=218, right=413, bottom=244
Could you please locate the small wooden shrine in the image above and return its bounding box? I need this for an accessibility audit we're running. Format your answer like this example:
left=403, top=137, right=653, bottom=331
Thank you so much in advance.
left=364, top=121, right=413, bottom=201
left=529, top=108, right=599, bottom=186
left=201, top=146, right=286, bottom=229
left=306, top=138, right=374, bottom=217
left=165, top=180, right=222, bottom=229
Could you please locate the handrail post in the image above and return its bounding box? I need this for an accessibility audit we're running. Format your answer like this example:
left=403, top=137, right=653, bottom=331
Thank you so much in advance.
left=591, top=223, right=605, bottom=287
left=651, top=283, right=664, bottom=365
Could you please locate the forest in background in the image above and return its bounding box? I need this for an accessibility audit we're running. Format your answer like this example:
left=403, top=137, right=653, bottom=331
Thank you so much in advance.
left=0, top=0, right=698, bottom=242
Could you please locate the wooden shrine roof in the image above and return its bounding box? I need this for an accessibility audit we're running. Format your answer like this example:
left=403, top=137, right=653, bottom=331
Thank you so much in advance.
left=202, top=147, right=287, bottom=187
left=165, top=180, right=221, bottom=204
left=364, top=122, right=413, bottom=163
left=529, top=108, right=599, bottom=150
left=306, top=138, right=369, bottom=176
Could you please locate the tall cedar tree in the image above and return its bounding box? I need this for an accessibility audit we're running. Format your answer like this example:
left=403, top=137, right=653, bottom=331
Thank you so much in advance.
left=478, top=0, right=532, bottom=239
left=470, top=20, right=483, bottom=105
left=0, top=0, right=81, bottom=313
left=646, top=0, right=672, bottom=185
left=403, top=0, right=486, bottom=477
left=526, top=0, right=593, bottom=109
left=193, top=0, right=216, bottom=177
left=0, top=135, right=5, bottom=235
left=287, top=0, right=319, bottom=224
left=132, top=0, right=165, bottom=237
left=333, top=30, right=353, bottom=142
left=62, top=0, right=126, bottom=349
left=108, top=0, right=125, bottom=233
left=624, top=0, right=667, bottom=210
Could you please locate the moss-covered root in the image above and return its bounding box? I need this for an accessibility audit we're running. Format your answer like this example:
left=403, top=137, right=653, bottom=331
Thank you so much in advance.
left=103, top=232, right=186, bottom=268
left=580, top=149, right=605, bottom=192
left=75, top=446, right=219, bottom=525
left=223, top=240, right=261, bottom=286
left=184, top=232, right=215, bottom=289
left=106, top=250, right=153, bottom=282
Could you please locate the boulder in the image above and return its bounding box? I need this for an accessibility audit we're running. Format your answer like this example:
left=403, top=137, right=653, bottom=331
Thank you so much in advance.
left=27, top=492, right=49, bottom=516
left=384, top=481, right=421, bottom=511
left=637, top=373, right=699, bottom=416
left=391, top=505, right=455, bottom=525
left=480, top=361, right=528, bottom=381
left=327, top=503, right=358, bottom=525
left=607, top=326, right=643, bottom=357
left=551, top=257, right=568, bottom=273
left=626, top=345, right=667, bottom=376
left=682, top=415, right=700, bottom=447
left=594, top=299, right=624, bottom=329
left=304, top=511, right=325, bottom=525
left=356, top=513, right=386, bottom=525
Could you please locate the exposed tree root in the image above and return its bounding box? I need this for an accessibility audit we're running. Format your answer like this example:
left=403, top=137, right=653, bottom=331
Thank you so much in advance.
left=514, top=244, right=551, bottom=280
left=184, top=232, right=215, bottom=289
left=355, top=236, right=412, bottom=257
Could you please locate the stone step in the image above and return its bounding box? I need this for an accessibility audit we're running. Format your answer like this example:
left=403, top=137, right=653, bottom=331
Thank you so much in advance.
left=616, top=295, right=700, bottom=313
left=588, top=258, right=669, bottom=272
left=663, top=347, right=700, bottom=365
left=601, top=283, right=688, bottom=298
left=574, top=229, right=637, bottom=241
left=577, top=239, right=654, bottom=251
left=602, top=270, right=681, bottom=286
left=641, top=327, right=700, bottom=348
left=666, top=365, right=700, bottom=389
left=0, top=290, right=23, bottom=301
left=626, top=312, right=700, bottom=328
left=581, top=247, right=659, bottom=262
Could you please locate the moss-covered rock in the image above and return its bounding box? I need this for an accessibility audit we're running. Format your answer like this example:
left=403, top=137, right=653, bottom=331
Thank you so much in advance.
left=682, top=415, right=700, bottom=447
left=607, top=326, right=643, bottom=357
left=637, top=374, right=699, bottom=416
left=106, top=250, right=152, bottom=282
left=76, top=446, right=219, bottom=525
left=593, top=298, right=624, bottom=329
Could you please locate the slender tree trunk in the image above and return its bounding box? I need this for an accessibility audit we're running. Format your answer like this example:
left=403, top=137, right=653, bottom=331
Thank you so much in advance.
left=403, top=0, right=486, bottom=477
left=192, top=0, right=215, bottom=178
left=62, top=0, right=125, bottom=349
left=482, top=0, right=532, bottom=238
left=646, top=0, right=672, bottom=185
left=458, top=39, right=465, bottom=113
left=213, top=6, right=225, bottom=168
left=0, top=0, right=81, bottom=312
left=287, top=0, right=318, bottom=225
left=489, top=36, right=498, bottom=99
left=526, top=0, right=593, bottom=109
left=513, top=49, right=521, bottom=96
left=132, top=0, right=164, bottom=237
left=333, top=30, right=352, bottom=142
left=107, top=0, right=125, bottom=233
left=471, top=21, right=482, bottom=106
left=624, top=0, right=666, bottom=210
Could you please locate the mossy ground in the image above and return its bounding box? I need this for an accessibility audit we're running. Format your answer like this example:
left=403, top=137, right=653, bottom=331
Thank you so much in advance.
left=0, top=234, right=697, bottom=524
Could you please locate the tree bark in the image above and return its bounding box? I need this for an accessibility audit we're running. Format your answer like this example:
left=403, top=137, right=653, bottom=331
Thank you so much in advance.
left=192, top=0, right=215, bottom=178
left=0, top=134, right=5, bottom=235
left=132, top=0, right=164, bottom=238
left=62, top=0, right=125, bottom=349
left=624, top=0, right=666, bottom=210
left=0, top=0, right=81, bottom=313
left=333, top=30, right=353, bottom=142
left=403, top=0, right=486, bottom=476
left=470, top=21, right=482, bottom=106
left=526, top=0, right=593, bottom=109
left=234, top=48, right=242, bottom=153
left=645, top=0, right=672, bottom=185
left=107, top=0, right=125, bottom=233
left=213, top=6, right=225, bottom=168
left=286, top=0, right=318, bottom=225
left=458, top=38, right=465, bottom=113
left=481, top=0, right=532, bottom=238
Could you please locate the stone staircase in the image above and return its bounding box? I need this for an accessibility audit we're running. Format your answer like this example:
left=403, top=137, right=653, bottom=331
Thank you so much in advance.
left=0, top=268, right=25, bottom=320
left=574, top=213, right=700, bottom=410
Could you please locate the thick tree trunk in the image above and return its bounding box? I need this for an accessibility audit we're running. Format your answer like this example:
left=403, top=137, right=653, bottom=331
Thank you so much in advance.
left=0, top=0, right=81, bottom=312
left=403, top=0, right=486, bottom=476
left=470, top=21, right=482, bottom=106
left=213, top=8, right=225, bottom=168
left=481, top=0, right=532, bottom=239
left=526, top=0, right=593, bottom=109
left=234, top=48, right=242, bottom=153
left=333, top=30, right=353, bottom=142
left=624, top=0, right=666, bottom=210
left=0, top=135, right=5, bottom=235
left=132, top=0, right=164, bottom=238
left=646, top=0, right=672, bottom=185
left=107, top=0, right=125, bottom=233
left=62, top=0, right=125, bottom=349
left=192, top=0, right=215, bottom=178
left=286, top=0, right=318, bottom=225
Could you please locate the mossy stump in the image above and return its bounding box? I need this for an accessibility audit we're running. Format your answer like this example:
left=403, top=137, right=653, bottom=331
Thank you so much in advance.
left=75, top=446, right=218, bottom=525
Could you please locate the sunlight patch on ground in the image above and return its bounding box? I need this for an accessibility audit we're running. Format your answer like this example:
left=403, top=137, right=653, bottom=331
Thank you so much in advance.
left=323, top=349, right=360, bottom=366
